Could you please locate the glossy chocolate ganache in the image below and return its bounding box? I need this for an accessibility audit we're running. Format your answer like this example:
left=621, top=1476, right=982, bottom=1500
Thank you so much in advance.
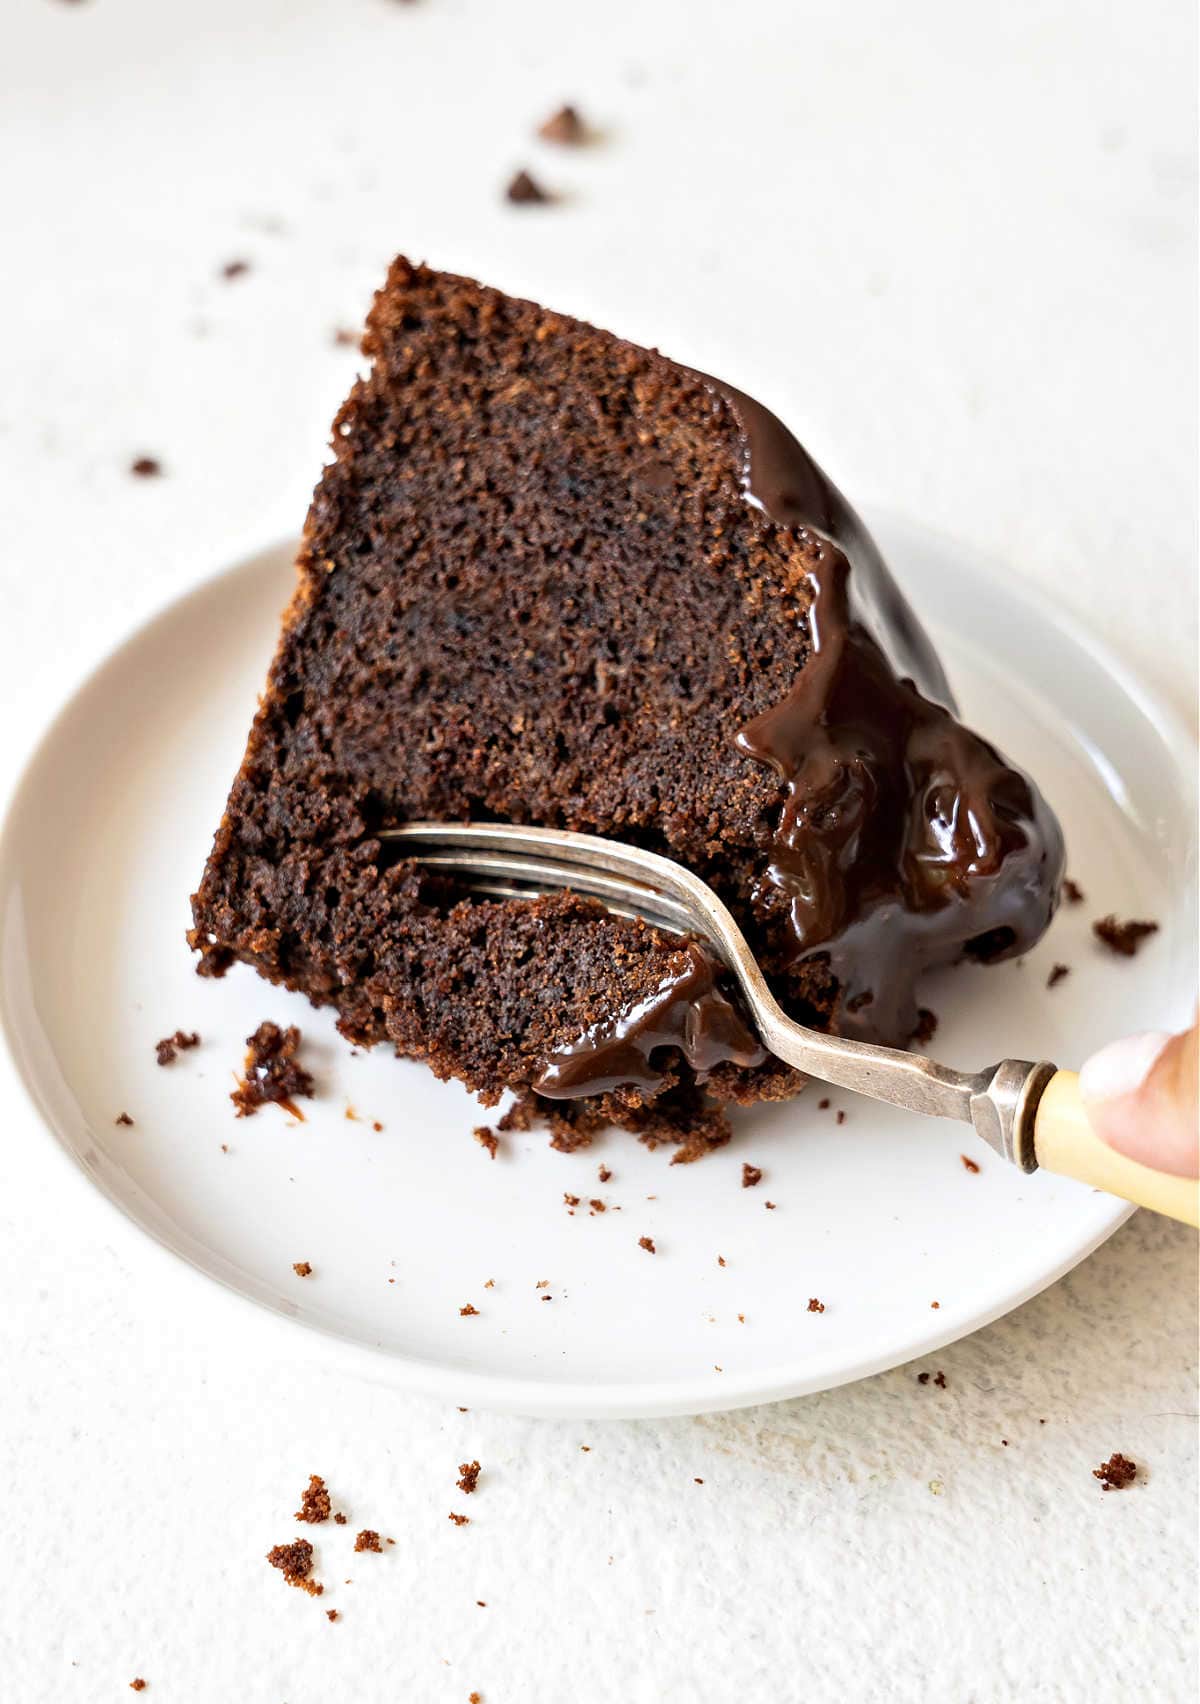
left=536, top=376, right=1065, bottom=1096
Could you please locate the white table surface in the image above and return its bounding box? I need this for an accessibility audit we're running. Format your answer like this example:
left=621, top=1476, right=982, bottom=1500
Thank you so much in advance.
left=2, top=2, right=1196, bottom=1700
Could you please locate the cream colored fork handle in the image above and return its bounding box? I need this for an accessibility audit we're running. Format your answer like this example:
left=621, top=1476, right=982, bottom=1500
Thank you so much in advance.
left=1034, top=1071, right=1199, bottom=1226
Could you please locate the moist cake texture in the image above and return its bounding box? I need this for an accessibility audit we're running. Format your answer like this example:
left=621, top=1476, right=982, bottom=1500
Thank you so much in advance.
left=190, top=258, right=1064, bottom=1153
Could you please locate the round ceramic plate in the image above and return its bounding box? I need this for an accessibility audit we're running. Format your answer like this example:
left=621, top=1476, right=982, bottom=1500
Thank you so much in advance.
left=0, top=519, right=1194, bottom=1418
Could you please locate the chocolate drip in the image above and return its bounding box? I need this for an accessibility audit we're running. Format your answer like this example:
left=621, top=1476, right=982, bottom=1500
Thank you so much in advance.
left=703, top=378, right=1065, bottom=1045
left=534, top=940, right=766, bottom=1100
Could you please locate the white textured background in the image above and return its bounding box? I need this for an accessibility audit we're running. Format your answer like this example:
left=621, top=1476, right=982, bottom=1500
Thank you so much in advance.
left=1, top=2, right=1196, bottom=1700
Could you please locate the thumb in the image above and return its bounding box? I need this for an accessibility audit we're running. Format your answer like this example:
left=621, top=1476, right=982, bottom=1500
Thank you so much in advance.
left=1079, top=1021, right=1199, bottom=1180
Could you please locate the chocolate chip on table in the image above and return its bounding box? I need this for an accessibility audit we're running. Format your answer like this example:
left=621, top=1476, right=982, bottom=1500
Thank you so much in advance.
left=538, top=105, right=587, bottom=145
left=505, top=169, right=550, bottom=205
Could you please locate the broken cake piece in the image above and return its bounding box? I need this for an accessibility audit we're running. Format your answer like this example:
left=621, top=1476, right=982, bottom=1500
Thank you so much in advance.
left=190, top=260, right=1064, bottom=1152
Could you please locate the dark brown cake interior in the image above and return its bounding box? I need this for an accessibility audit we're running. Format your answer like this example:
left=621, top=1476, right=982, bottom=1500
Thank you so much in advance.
left=191, top=259, right=1062, bottom=1153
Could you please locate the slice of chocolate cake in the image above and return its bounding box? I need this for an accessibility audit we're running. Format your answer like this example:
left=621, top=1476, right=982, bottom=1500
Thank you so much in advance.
left=190, top=259, right=1064, bottom=1155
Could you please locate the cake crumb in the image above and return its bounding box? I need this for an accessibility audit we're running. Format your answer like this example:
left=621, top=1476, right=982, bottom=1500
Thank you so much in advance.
left=694, top=1477, right=704, bottom=1484
left=961, top=1155, right=980, bottom=1174
left=220, top=258, right=250, bottom=279
left=483, top=1279, right=495, bottom=1289
left=807, top=1298, right=825, bottom=1313
left=333, top=1512, right=347, bottom=1525
left=912, top=1007, right=939, bottom=1045
left=448, top=1512, right=470, bottom=1526
left=506, top=169, right=549, bottom=205
left=326, top=1609, right=339, bottom=1622
left=130, top=457, right=161, bottom=478
left=817, top=1098, right=830, bottom=1110
left=354, top=1530, right=383, bottom=1553
left=563, top=1192, right=580, bottom=1207
left=638, top=1236, right=656, bottom=1254
left=1047, top=963, right=1071, bottom=988
left=456, top=1460, right=481, bottom=1495
left=474, top=1126, right=499, bottom=1159
left=155, top=1029, right=199, bottom=1066
left=930, top=1300, right=940, bottom=1309
left=934, top=1370, right=946, bottom=1388
left=295, top=1474, right=331, bottom=1523
left=717, top=1255, right=726, bottom=1267
left=1093, top=1452, right=1137, bottom=1490
left=372, top=1120, right=383, bottom=1132
left=538, top=104, right=587, bottom=145
left=764, top=1200, right=776, bottom=1210
left=232, top=1022, right=314, bottom=1117
left=597, top=1165, right=612, bottom=1182
left=1063, top=877, right=1085, bottom=904
left=115, top=1112, right=134, bottom=1127
left=267, top=1539, right=323, bottom=1595
left=1093, top=916, right=1158, bottom=957
left=835, top=1109, right=846, bottom=1125
left=459, top=1304, right=479, bottom=1317
left=741, top=1163, right=762, bottom=1188
left=292, top=1261, right=313, bottom=1279
left=589, top=1198, right=606, bottom=1213
left=469, top=1693, right=482, bottom=1703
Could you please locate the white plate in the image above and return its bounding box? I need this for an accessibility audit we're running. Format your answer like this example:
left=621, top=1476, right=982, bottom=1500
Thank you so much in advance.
left=0, top=518, right=1194, bottom=1418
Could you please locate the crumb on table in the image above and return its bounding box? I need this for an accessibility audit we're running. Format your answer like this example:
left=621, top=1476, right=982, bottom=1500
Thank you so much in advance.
left=155, top=1029, right=199, bottom=1066
left=638, top=1236, right=656, bottom=1254
left=449, top=1511, right=470, bottom=1526
left=267, top=1538, right=323, bottom=1595
left=1092, top=916, right=1159, bottom=957
left=807, top=1298, right=825, bottom=1314
left=741, top=1163, right=762, bottom=1188
left=456, top=1460, right=481, bottom=1495
left=296, top=1474, right=331, bottom=1523
left=961, top=1154, right=980, bottom=1174
left=354, top=1529, right=383, bottom=1553
left=1047, top=963, right=1070, bottom=988
left=1063, top=877, right=1085, bottom=904
left=473, top=1126, right=499, bottom=1159
left=1093, top=1452, right=1138, bottom=1490
left=459, top=1303, right=479, bottom=1317
left=115, top=1112, right=134, bottom=1127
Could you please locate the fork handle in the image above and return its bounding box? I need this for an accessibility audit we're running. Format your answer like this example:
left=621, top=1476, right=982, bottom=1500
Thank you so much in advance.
left=1033, top=1070, right=1198, bottom=1226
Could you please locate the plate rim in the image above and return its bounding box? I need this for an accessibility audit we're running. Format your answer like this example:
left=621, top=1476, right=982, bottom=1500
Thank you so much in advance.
left=0, top=518, right=1193, bottom=1418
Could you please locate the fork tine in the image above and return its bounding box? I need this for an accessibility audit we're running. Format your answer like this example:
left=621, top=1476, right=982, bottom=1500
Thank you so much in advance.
left=399, top=848, right=697, bottom=937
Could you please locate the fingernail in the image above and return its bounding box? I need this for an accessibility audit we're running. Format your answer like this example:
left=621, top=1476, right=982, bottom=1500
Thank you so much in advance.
left=1079, top=1031, right=1171, bottom=1105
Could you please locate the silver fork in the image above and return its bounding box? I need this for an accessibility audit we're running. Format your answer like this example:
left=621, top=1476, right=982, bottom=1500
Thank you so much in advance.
left=380, top=821, right=1197, bottom=1224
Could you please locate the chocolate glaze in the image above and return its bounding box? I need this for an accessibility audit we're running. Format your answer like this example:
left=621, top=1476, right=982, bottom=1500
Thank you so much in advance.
left=536, top=370, right=1065, bottom=1098
left=534, top=939, right=766, bottom=1100
left=706, top=377, right=1066, bottom=1045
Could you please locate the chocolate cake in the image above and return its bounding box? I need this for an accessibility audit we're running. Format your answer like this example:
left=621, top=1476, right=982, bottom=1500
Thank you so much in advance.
left=190, top=259, right=1064, bottom=1154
